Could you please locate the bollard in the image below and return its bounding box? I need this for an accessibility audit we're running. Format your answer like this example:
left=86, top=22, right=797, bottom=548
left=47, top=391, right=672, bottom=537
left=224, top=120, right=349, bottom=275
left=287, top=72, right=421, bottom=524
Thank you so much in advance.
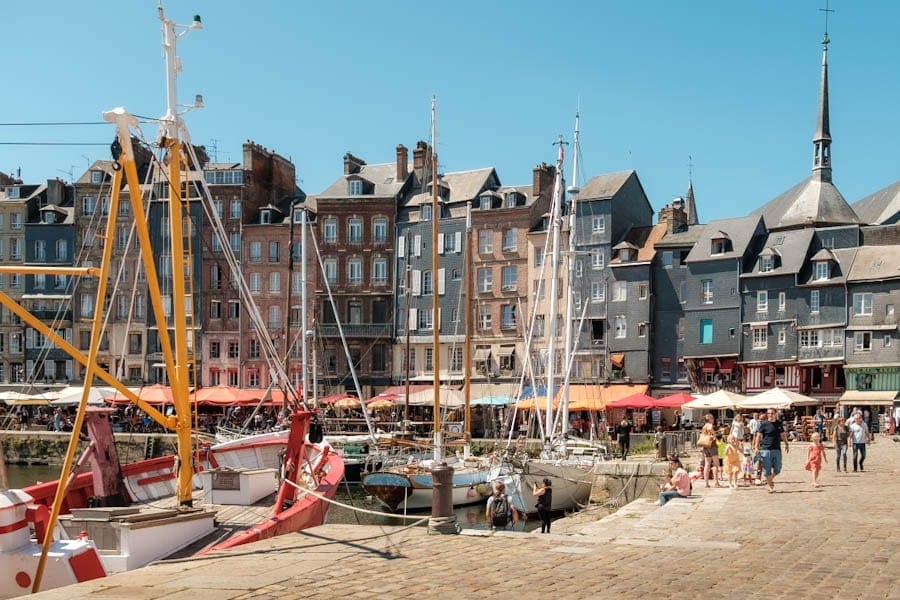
left=428, top=461, right=459, bottom=534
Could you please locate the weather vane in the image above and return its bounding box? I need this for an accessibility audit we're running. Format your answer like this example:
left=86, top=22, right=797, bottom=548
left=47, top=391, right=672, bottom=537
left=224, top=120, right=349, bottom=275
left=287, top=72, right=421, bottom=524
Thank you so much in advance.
left=819, top=0, right=834, bottom=45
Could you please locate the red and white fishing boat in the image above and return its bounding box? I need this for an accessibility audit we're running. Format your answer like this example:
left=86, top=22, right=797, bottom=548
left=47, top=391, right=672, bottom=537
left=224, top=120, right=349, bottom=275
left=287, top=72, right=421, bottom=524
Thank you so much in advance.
left=0, top=6, right=342, bottom=596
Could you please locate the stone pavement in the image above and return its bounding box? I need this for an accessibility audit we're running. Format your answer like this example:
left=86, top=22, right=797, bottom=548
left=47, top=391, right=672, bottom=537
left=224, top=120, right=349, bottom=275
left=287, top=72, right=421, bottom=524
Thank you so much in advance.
left=28, top=437, right=900, bottom=600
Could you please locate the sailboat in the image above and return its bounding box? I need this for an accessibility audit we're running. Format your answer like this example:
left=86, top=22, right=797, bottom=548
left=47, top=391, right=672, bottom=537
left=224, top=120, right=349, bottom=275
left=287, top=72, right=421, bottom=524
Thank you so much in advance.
left=495, top=118, right=596, bottom=514
left=361, top=99, right=496, bottom=512
left=0, top=7, right=342, bottom=595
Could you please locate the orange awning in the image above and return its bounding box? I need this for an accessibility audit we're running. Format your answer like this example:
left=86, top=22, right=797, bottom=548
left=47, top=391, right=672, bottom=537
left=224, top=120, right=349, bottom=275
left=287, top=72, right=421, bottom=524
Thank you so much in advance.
left=610, top=353, right=625, bottom=369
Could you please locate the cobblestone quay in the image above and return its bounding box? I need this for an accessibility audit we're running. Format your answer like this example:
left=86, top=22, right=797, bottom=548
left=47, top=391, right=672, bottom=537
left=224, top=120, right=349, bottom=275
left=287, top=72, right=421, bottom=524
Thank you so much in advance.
left=29, top=437, right=900, bottom=600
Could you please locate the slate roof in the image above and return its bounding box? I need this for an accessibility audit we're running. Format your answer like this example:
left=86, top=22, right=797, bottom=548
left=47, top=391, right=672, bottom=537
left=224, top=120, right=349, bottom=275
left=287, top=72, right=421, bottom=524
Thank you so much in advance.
left=573, top=170, right=633, bottom=201
left=685, top=215, right=763, bottom=263
left=852, top=181, right=900, bottom=225
left=751, top=176, right=860, bottom=230
left=741, top=228, right=815, bottom=278
left=317, top=162, right=409, bottom=199
left=654, top=223, right=707, bottom=248
left=797, top=247, right=857, bottom=286
left=846, top=245, right=900, bottom=282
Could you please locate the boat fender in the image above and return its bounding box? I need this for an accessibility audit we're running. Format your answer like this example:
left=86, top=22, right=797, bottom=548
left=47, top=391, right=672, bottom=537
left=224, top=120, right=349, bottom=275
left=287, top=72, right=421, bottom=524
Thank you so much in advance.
left=308, top=417, right=324, bottom=444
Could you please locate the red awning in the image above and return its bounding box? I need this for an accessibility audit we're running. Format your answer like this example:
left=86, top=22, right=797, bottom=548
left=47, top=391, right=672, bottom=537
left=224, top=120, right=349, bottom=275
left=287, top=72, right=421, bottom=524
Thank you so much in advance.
left=719, top=359, right=736, bottom=371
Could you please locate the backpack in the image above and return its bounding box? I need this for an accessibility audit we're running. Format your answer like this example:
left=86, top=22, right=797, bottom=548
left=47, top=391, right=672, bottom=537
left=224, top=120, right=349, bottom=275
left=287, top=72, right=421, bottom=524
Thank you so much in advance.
left=491, top=493, right=511, bottom=527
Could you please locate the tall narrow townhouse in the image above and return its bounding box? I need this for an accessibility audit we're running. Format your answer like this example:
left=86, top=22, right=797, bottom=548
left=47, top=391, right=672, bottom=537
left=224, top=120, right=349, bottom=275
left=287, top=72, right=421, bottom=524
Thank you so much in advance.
left=240, top=197, right=304, bottom=393
left=650, top=198, right=705, bottom=392
left=394, top=143, right=496, bottom=389
left=0, top=177, right=34, bottom=386
left=469, top=163, right=553, bottom=397
left=72, top=160, right=149, bottom=385
left=841, top=243, right=900, bottom=411
left=569, top=171, right=654, bottom=384
left=682, top=215, right=766, bottom=394
left=200, top=142, right=299, bottom=389
left=312, top=146, right=411, bottom=399
left=791, top=227, right=859, bottom=401
left=23, top=180, right=75, bottom=386
left=605, top=221, right=666, bottom=384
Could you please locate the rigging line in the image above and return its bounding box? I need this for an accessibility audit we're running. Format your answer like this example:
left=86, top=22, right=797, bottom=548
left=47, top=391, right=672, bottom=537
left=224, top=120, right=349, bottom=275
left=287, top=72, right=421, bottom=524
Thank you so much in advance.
left=0, top=142, right=109, bottom=146
left=0, top=120, right=155, bottom=126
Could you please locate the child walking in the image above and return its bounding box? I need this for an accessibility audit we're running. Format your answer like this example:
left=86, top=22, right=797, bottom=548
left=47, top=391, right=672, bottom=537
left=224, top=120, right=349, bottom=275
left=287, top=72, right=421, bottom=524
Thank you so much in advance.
left=723, top=435, right=743, bottom=488
left=741, top=447, right=753, bottom=486
left=804, top=432, right=827, bottom=487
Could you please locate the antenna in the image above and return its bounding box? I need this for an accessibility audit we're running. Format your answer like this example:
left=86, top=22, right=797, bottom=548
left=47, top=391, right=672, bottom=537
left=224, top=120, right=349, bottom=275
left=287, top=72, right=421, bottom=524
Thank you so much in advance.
left=819, top=0, right=834, bottom=44
left=209, top=138, right=219, bottom=162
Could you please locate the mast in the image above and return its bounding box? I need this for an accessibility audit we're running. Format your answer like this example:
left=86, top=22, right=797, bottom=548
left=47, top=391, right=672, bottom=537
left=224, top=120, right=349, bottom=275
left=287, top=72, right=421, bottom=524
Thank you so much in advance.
left=430, top=96, right=442, bottom=461
left=463, top=201, right=472, bottom=456
left=560, top=112, right=581, bottom=444
left=544, top=137, right=566, bottom=440
left=300, top=207, right=310, bottom=405
left=158, top=4, right=202, bottom=507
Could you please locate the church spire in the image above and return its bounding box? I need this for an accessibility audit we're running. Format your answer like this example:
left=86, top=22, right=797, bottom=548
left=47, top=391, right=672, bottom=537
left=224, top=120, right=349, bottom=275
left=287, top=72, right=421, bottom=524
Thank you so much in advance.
left=812, top=28, right=832, bottom=182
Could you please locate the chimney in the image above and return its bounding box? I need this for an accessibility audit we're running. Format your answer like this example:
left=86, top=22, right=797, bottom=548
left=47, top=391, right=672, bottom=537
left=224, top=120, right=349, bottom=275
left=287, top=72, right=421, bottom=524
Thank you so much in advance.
left=343, top=153, right=365, bottom=175
left=658, top=199, right=688, bottom=235
left=47, top=178, right=65, bottom=206
left=533, top=162, right=555, bottom=199
left=412, top=140, right=429, bottom=183
left=396, top=144, right=408, bottom=181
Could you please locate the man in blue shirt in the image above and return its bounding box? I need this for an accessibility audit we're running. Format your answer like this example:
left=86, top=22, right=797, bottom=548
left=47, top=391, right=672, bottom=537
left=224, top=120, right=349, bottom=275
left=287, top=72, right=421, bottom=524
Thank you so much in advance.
left=752, top=409, right=790, bottom=493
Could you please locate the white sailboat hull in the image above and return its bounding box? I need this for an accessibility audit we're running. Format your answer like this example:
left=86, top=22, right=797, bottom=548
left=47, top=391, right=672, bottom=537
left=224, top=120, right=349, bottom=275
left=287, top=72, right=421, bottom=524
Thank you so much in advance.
left=496, top=460, right=594, bottom=513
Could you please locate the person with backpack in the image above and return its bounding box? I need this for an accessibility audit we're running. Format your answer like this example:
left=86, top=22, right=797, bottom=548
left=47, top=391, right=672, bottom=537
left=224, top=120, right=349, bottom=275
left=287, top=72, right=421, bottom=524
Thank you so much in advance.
left=532, top=478, right=553, bottom=533
left=485, top=481, right=518, bottom=530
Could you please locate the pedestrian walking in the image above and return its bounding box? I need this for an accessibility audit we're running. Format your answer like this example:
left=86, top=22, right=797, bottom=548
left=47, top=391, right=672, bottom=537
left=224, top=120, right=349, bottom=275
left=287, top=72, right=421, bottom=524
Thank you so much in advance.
left=753, top=408, right=789, bottom=493
left=616, top=417, right=633, bottom=460
left=848, top=413, right=871, bottom=472
left=832, top=417, right=849, bottom=472
left=805, top=432, right=827, bottom=487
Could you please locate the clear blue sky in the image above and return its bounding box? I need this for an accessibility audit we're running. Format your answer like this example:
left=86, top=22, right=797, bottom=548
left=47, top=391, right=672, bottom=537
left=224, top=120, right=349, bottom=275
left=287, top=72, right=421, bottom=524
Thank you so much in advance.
left=3, top=1, right=898, bottom=224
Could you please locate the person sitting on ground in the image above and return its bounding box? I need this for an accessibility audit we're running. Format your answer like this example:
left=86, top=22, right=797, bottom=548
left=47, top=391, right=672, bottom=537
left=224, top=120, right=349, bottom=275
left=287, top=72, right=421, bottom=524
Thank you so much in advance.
left=657, top=456, right=691, bottom=506
left=485, top=481, right=518, bottom=530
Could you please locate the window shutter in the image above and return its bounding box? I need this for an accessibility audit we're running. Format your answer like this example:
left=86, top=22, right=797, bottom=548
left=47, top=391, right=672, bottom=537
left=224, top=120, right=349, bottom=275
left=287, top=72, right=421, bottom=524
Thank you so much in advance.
left=436, top=308, right=442, bottom=330
left=438, top=268, right=446, bottom=295
left=438, top=233, right=444, bottom=255
left=398, top=235, right=406, bottom=258
left=454, top=231, right=462, bottom=253
left=409, top=308, right=418, bottom=330
left=414, top=235, right=422, bottom=257
left=411, top=270, right=422, bottom=296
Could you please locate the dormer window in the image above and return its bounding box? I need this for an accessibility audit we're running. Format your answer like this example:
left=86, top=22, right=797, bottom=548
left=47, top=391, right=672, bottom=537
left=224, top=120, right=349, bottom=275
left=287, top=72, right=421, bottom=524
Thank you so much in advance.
left=348, top=180, right=363, bottom=195
left=814, top=261, right=830, bottom=281
left=504, top=192, right=518, bottom=208
left=479, top=195, right=492, bottom=210
left=711, top=238, right=727, bottom=255
left=260, top=209, right=271, bottom=224
left=760, top=255, right=774, bottom=273
left=421, top=204, right=432, bottom=221
left=43, top=211, right=57, bottom=224
left=90, top=170, right=103, bottom=184
left=620, top=248, right=634, bottom=262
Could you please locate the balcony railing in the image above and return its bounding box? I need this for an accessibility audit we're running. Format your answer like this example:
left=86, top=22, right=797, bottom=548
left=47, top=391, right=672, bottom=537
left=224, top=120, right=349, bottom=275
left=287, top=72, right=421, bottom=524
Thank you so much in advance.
left=317, top=323, right=392, bottom=338
left=32, top=309, right=73, bottom=321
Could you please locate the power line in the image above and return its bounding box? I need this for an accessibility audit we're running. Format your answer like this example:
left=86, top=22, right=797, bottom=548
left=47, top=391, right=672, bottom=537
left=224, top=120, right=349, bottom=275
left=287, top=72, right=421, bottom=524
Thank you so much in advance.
left=0, top=120, right=154, bottom=126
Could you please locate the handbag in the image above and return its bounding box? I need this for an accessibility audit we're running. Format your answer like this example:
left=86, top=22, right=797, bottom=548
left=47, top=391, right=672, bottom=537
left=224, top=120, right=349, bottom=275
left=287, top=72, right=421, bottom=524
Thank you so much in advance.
left=697, top=433, right=713, bottom=448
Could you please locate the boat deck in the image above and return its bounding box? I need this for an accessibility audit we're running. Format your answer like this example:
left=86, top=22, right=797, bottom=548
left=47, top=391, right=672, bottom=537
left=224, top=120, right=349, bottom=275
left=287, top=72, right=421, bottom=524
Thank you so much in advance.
left=141, top=489, right=279, bottom=559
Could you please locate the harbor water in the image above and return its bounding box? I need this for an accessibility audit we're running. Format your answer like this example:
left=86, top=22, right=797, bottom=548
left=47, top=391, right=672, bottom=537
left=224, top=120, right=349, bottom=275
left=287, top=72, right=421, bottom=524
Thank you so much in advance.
left=5, top=464, right=540, bottom=533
